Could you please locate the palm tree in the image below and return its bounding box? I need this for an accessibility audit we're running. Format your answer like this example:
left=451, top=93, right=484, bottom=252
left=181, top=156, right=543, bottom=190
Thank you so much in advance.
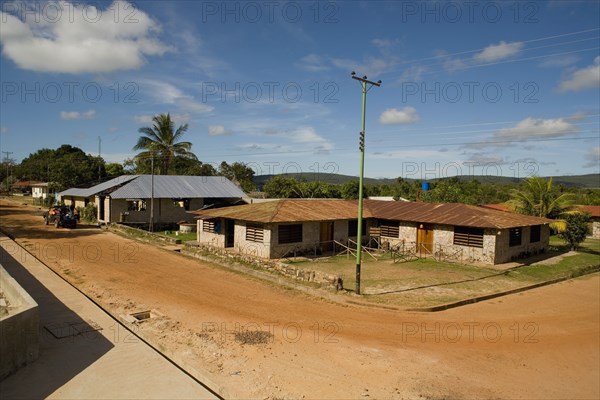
left=133, top=113, right=197, bottom=174
left=508, top=176, right=577, bottom=231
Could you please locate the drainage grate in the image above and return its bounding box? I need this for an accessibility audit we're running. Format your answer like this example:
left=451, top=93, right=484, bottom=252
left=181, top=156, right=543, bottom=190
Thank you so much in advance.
left=130, top=310, right=152, bottom=322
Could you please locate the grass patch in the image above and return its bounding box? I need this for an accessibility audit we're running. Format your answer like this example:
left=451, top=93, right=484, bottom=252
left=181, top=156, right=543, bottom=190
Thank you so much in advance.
left=293, top=237, right=600, bottom=308
left=159, top=231, right=197, bottom=242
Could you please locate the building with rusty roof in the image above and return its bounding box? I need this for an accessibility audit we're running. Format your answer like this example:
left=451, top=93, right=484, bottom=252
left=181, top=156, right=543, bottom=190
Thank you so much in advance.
left=193, top=199, right=552, bottom=265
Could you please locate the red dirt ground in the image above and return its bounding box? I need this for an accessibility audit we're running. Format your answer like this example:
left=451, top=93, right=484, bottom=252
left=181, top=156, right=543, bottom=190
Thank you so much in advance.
left=1, top=198, right=598, bottom=399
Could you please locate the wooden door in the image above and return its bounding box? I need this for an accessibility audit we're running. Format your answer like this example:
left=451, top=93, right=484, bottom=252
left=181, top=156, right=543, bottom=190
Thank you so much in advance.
left=417, top=224, right=434, bottom=254
left=320, top=222, right=334, bottom=252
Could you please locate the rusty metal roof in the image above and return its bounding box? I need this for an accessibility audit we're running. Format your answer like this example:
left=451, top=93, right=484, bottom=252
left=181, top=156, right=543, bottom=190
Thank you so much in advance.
left=195, top=199, right=361, bottom=223
left=578, top=205, right=600, bottom=217
left=194, top=199, right=552, bottom=229
left=363, top=200, right=552, bottom=229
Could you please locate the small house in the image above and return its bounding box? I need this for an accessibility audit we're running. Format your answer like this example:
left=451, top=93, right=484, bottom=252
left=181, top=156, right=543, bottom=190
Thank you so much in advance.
left=194, top=199, right=552, bottom=265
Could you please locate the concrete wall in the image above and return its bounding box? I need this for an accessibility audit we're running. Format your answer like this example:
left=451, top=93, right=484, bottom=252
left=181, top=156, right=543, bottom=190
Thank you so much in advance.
left=0, top=265, right=39, bottom=380
left=62, top=196, right=93, bottom=209
left=376, top=221, right=550, bottom=265
left=592, top=220, right=600, bottom=239
left=109, top=198, right=203, bottom=224
left=31, top=187, right=47, bottom=199
left=197, top=218, right=372, bottom=259
left=197, top=219, right=226, bottom=247
left=494, top=224, right=550, bottom=264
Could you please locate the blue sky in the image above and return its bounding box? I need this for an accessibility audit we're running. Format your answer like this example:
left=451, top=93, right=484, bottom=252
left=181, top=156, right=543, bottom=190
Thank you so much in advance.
left=1, top=0, right=599, bottom=180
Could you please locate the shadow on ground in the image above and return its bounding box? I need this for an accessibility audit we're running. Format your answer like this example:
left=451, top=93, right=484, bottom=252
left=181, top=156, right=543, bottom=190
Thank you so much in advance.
left=0, top=244, right=114, bottom=399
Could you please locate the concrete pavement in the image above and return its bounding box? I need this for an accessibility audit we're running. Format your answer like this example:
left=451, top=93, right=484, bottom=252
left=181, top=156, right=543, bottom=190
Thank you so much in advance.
left=0, top=233, right=219, bottom=399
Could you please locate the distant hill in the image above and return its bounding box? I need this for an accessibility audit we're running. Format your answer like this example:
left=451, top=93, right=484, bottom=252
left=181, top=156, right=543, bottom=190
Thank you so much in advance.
left=254, top=173, right=600, bottom=188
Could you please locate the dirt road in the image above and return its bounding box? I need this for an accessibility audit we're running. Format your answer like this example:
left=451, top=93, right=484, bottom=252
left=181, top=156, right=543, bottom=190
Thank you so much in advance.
left=1, top=198, right=598, bottom=399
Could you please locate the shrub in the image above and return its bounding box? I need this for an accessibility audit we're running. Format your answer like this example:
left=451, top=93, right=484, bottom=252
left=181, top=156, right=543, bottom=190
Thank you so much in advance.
left=558, top=213, right=591, bottom=251
left=78, top=203, right=97, bottom=223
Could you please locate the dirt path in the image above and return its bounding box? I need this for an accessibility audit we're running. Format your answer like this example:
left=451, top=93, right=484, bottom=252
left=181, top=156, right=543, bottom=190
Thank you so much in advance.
left=1, top=198, right=598, bottom=399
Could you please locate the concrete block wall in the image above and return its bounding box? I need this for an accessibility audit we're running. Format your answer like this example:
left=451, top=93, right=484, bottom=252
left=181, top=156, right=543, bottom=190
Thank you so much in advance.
left=233, top=222, right=271, bottom=258
left=0, top=265, right=39, bottom=380
left=494, top=225, right=550, bottom=264
left=197, top=220, right=226, bottom=247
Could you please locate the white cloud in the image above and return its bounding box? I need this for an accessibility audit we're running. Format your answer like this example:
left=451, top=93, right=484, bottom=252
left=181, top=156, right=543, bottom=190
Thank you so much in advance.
left=0, top=1, right=170, bottom=73
left=539, top=55, right=579, bottom=68
left=379, top=107, right=420, bottom=125
left=133, top=115, right=154, bottom=125
left=60, top=110, right=96, bottom=120
left=583, top=147, right=600, bottom=168
left=558, top=56, right=600, bottom=92
left=208, top=125, right=230, bottom=136
left=496, top=116, right=579, bottom=139
left=0, top=126, right=8, bottom=134
left=473, top=41, right=523, bottom=63
left=296, top=53, right=329, bottom=72
left=139, top=79, right=214, bottom=113
left=288, top=127, right=333, bottom=154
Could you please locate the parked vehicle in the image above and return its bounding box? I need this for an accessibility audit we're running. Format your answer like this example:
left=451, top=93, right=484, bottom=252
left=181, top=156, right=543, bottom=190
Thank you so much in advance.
left=43, top=205, right=78, bottom=228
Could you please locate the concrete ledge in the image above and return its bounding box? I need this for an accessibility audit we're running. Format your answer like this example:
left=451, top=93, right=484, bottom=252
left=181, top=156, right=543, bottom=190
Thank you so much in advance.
left=108, top=223, right=182, bottom=244
left=0, top=265, right=39, bottom=380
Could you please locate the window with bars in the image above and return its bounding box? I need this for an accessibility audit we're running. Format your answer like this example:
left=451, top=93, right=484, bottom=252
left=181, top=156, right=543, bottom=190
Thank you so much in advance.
left=453, top=226, right=484, bottom=248
left=530, top=225, right=541, bottom=243
left=379, top=220, right=400, bottom=238
left=509, top=227, right=522, bottom=247
left=246, top=223, right=265, bottom=242
left=278, top=224, right=302, bottom=244
left=203, top=219, right=216, bottom=233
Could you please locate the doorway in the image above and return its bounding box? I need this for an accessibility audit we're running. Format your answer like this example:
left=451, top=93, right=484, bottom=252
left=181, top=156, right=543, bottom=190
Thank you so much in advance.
left=225, top=219, right=235, bottom=248
left=417, top=224, right=434, bottom=255
left=320, top=222, right=334, bottom=253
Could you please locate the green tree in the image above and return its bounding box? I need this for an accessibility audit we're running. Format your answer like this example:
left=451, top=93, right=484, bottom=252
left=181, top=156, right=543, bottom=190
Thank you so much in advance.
left=133, top=113, right=197, bottom=174
left=16, top=145, right=105, bottom=191
left=508, top=176, right=576, bottom=219
left=218, top=161, right=255, bottom=192
left=341, top=180, right=369, bottom=200
left=105, top=163, right=125, bottom=177
left=558, top=213, right=591, bottom=250
left=263, top=176, right=301, bottom=198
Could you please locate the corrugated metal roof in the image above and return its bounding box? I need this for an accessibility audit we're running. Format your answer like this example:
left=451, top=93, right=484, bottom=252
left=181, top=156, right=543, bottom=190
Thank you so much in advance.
left=109, top=175, right=246, bottom=199
left=58, top=175, right=139, bottom=198
left=194, top=199, right=552, bottom=229
left=363, top=200, right=552, bottom=229
left=195, top=199, right=361, bottom=223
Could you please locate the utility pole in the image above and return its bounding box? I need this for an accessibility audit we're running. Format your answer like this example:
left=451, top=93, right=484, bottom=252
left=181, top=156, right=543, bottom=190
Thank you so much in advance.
left=98, top=136, right=102, bottom=180
left=150, top=153, right=155, bottom=232
left=2, top=151, right=14, bottom=192
left=351, top=71, right=381, bottom=295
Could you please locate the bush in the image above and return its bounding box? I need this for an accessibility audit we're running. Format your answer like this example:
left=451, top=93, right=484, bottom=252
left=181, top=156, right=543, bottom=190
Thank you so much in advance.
left=558, top=213, right=591, bottom=251
left=77, top=203, right=97, bottom=223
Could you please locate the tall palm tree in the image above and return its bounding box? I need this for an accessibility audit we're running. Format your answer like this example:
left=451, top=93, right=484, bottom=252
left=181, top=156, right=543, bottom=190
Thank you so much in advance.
left=508, top=176, right=577, bottom=231
left=133, top=113, right=197, bottom=174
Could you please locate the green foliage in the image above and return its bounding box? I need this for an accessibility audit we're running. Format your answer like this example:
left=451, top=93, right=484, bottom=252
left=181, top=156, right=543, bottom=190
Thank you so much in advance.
left=558, top=213, right=591, bottom=250
left=16, top=145, right=105, bottom=191
left=508, top=176, right=576, bottom=218
left=105, top=163, right=125, bottom=177
left=263, top=175, right=302, bottom=198
left=341, top=180, right=369, bottom=200
left=133, top=113, right=197, bottom=174
left=77, top=203, right=98, bottom=223
left=218, top=161, right=255, bottom=192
